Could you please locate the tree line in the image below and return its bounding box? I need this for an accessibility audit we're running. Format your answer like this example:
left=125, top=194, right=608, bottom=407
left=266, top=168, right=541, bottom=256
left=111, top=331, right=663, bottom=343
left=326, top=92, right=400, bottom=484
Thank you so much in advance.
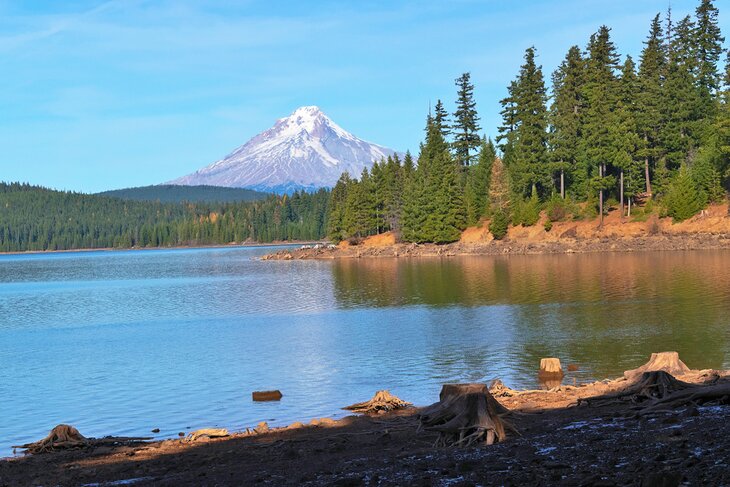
left=0, top=182, right=328, bottom=252
left=328, top=0, right=729, bottom=243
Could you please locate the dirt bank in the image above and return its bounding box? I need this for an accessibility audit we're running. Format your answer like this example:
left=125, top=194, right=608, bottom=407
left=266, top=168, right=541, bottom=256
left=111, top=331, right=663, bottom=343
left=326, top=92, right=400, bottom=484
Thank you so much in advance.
left=3, top=367, right=730, bottom=486
left=263, top=204, right=730, bottom=260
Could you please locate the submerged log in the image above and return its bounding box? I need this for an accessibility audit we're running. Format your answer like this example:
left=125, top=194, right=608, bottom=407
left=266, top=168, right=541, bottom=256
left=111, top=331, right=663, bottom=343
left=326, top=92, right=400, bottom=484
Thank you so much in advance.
left=252, top=390, right=283, bottom=402
left=343, top=390, right=412, bottom=414
left=623, top=352, right=690, bottom=380
left=419, top=383, right=515, bottom=447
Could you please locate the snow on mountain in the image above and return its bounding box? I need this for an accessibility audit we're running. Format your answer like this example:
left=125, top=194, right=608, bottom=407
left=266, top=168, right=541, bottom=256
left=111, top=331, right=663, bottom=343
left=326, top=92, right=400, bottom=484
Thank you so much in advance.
left=168, top=106, right=402, bottom=194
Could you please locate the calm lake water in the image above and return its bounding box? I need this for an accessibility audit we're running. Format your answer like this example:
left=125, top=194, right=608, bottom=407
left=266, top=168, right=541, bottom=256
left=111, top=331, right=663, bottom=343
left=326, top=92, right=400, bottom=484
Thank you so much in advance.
left=2, top=247, right=730, bottom=454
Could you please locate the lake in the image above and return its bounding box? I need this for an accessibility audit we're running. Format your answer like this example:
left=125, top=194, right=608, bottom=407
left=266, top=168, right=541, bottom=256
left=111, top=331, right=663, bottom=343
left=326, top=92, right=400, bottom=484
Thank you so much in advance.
left=1, top=246, right=729, bottom=455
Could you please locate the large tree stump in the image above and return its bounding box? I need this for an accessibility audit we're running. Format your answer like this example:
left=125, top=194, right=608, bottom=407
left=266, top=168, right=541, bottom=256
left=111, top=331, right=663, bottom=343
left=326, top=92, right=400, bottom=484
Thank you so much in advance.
left=343, top=390, right=412, bottom=414
left=623, top=352, right=690, bottom=380
left=583, top=371, right=694, bottom=407
left=418, top=384, right=515, bottom=447
left=14, top=425, right=88, bottom=454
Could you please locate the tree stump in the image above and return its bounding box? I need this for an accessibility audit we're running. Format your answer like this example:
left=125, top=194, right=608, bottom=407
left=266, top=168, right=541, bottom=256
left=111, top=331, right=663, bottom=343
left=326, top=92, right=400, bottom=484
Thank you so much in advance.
left=418, top=383, right=515, bottom=447
left=623, top=352, right=690, bottom=380
left=343, top=390, right=412, bottom=414
left=538, top=358, right=564, bottom=379
left=14, top=425, right=88, bottom=454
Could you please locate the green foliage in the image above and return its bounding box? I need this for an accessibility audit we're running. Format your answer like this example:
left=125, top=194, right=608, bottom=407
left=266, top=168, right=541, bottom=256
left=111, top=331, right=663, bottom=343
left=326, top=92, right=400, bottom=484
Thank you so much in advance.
left=98, top=185, right=269, bottom=203
left=664, top=165, right=704, bottom=222
left=691, top=148, right=725, bottom=203
left=463, top=138, right=495, bottom=225
left=544, top=220, right=553, bottom=232
left=546, top=194, right=570, bottom=222
left=489, top=210, right=510, bottom=240
left=0, top=182, right=329, bottom=252
left=512, top=186, right=541, bottom=227
left=452, top=73, right=482, bottom=166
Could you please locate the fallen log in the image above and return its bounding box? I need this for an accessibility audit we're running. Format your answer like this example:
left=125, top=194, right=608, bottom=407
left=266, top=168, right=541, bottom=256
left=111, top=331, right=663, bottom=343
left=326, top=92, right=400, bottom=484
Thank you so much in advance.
left=185, top=428, right=229, bottom=442
left=623, top=352, right=690, bottom=380
left=418, top=383, right=516, bottom=447
left=252, top=390, right=282, bottom=402
left=343, top=390, right=412, bottom=414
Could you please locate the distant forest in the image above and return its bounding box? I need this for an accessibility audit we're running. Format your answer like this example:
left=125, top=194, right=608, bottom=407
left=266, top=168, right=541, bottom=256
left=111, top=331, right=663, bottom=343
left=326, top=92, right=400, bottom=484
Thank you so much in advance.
left=0, top=183, right=328, bottom=252
left=97, top=185, right=269, bottom=204
left=2, top=0, right=729, bottom=252
left=328, top=0, right=730, bottom=243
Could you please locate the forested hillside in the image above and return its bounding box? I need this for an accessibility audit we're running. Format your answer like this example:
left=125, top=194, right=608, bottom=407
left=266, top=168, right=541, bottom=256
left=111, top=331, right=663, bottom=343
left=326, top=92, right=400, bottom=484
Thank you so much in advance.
left=328, top=0, right=730, bottom=243
left=98, top=185, right=269, bottom=203
left=0, top=183, right=328, bottom=252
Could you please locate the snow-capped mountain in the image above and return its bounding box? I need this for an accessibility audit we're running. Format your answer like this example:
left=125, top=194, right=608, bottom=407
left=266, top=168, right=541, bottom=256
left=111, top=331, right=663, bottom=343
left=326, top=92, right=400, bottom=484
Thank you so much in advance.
left=168, top=106, right=401, bottom=194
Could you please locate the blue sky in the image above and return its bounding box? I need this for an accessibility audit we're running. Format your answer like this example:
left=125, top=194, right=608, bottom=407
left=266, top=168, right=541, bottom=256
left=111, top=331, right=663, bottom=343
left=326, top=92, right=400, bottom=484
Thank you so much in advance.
left=0, top=0, right=727, bottom=193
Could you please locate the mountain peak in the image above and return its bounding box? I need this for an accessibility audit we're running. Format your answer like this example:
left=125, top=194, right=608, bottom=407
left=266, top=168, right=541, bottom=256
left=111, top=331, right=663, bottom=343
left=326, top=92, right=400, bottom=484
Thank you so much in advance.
left=168, top=107, right=402, bottom=194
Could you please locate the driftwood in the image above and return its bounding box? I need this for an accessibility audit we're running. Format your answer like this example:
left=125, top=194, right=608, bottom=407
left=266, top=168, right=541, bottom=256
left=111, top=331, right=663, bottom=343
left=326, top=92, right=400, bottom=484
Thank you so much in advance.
left=13, top=424, right=151, bottom=455
left=418, top=384, right=516, bottom=447
left=185, top=428, right=229, bottom=442
left=623, top=351, right=690, bottom=380
left=344, top=390, right=412, bottom=414
left=252, top=390, right=282, bottom=401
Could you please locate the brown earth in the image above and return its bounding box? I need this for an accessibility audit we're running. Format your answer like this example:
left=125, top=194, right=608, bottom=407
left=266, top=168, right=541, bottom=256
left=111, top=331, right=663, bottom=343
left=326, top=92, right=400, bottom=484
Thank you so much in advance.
left=3, top=367, right=730, bottom=486
left=263, top=203, right=730, bottom=260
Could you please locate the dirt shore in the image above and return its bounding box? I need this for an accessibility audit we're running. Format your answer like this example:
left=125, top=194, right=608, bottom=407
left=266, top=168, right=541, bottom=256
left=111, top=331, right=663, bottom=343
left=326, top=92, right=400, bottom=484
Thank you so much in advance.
left=262, top=233, right=730, bottom=260
left=3, top=368, right=729, bottom=486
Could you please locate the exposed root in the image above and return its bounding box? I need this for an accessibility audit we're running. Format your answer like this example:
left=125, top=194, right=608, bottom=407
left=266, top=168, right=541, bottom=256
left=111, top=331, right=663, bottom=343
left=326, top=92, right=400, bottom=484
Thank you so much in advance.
left=418, top=384, right=516, bottom=447
left=582, top=371, right=694, bottom=407
left=641, top=383, right=730, bottom=413
left=344, top=390, right=412, bottom=414
left=14, top=425, right=88, bottom=454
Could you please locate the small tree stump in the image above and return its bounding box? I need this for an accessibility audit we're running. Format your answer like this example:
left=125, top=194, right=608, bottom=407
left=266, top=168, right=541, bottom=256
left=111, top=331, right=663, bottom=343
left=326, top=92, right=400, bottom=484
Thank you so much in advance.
left=14, top=425, right=88, bottom=454
left=418, top=384, right=515, bottom=447
left=538, top=358, right=564, bottom=379
left=623, top=352, right=690, bottom=380
left=252, top=390, right=282, bottom=402
left=343, top=390, right=412, bottom=414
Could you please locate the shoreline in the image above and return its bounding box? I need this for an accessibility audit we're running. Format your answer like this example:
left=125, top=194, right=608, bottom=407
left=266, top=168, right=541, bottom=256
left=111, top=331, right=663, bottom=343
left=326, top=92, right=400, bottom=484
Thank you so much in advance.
left=0, top=241, right=314, bottom=257
left=3, top=363, right=729, bottom=485
left=262, top=233, right=730, bottom=260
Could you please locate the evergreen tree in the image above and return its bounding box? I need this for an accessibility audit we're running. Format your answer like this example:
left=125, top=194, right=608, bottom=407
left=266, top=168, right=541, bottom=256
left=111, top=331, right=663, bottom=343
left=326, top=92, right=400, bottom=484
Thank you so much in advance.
left=509, top=47, right=551, bottom=197
left=327, top=173, right=351, bottom=242
left=664, top=164, right=703, bottom=221
left=464, top=138, right=495, bottom=225
left=497, top=79, right=519, bottom=164
left=549, top=45, right=586, bottom=198
left=433, top=99, right=451, bottom=141
left=636, top=14, right=666, bottom=197
left=488, top=156, right=512, bottom=215
left=582, top=26, right=621, bottom=223
left=613, top=55, right=643, bottom=216
left=694, top=0, right=725, bottom=112
left=453, top=72, right=482, bottom=166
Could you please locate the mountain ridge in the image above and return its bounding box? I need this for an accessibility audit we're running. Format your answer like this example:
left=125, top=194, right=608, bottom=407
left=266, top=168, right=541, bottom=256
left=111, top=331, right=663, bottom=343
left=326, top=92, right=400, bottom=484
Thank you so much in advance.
left=168, top=106, right=402, bottom=194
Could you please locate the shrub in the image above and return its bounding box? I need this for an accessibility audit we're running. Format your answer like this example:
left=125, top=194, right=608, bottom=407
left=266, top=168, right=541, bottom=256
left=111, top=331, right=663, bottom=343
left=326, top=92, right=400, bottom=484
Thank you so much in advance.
left=546, top=195, right=568, bottom=222
left=664, top=166, right=703, bottom=222
left=544, top=220, right=553, bottom=232
left=512, top=187, right=540, bottom=227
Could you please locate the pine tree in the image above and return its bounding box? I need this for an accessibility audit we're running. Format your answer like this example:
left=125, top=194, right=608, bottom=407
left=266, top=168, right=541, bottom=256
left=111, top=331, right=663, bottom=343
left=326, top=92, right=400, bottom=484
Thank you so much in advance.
left=488, top=156, right=512, bottom=215
left=694, top=0, right=725, bottom=113
left=509, top=47, right=551, bottom=197
left=661, top=15, right=703, bottom=171
left=464, top=138, right=495, bottom=225
left=664, top=164, right=703, bottom=221
left=549, top=45, right=586, bottom=198
left=433, top=99, right=451, bottom=141
left=613, top=55, right=643, bottom=216
left=453, top=73, right=482, bottom=166
left=637, top=14, right=666, bottom=197
left=327, top=173, right=351, bottom=242
left=497, top=80, right=519, bottom=165
left=582, top=26, right=621, bottom=223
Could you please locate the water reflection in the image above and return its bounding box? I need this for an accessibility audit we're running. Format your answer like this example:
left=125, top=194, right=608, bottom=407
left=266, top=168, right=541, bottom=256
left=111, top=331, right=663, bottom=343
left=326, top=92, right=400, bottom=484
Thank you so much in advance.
left=332, top=252, right=730, bottom=381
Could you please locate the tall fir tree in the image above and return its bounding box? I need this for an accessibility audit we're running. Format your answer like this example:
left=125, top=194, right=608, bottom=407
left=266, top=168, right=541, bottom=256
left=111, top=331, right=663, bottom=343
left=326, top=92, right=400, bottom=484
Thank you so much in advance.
left=582, top=26, right=621, bottom=223
left=433, top=99, right=451, bottom=141
left=613, top=55, right=643, bottom=216
left=549, top=45, right=586, bottom=198
left=327, top=173, right=352, bottom=242
left=637, top=13, right=666, bottom=197
left=694, top=0, right=725, bottom=114
left=464, top=138, right=495, bottom=225
left=453, top=73, right=482, bottom=166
